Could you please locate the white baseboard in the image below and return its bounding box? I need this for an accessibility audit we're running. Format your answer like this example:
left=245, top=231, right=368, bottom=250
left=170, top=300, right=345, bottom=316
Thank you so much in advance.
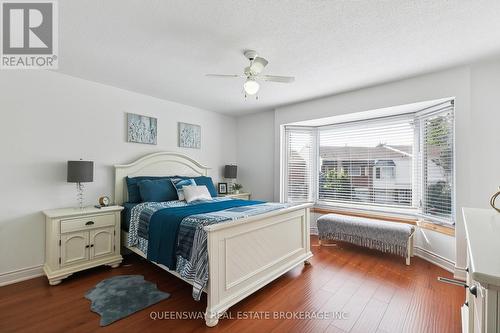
left=0, top=265, right=44, bottom=287
left=413, top=246, right=455, bottom=273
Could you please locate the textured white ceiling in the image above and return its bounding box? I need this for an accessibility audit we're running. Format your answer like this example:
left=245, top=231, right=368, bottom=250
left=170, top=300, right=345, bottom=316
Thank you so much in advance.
left=58, top=1, right=500, bottom=115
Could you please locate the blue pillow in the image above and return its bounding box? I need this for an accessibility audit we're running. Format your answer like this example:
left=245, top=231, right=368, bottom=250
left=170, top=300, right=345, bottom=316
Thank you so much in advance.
left=170, top=178, right=196, bottom=201
left=176, top=176, right=218, bottom=198
left=138, top=179, right=178, bottom=202
left=126, top=176, right=169, bottom=203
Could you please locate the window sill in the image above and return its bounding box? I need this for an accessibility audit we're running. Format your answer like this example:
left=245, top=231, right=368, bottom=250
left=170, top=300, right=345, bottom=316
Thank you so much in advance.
left=316, top=200, right=417, bottom=218
left=311, top=206, right=455, bottom=237
left=416, top=220, right=455, bottom=237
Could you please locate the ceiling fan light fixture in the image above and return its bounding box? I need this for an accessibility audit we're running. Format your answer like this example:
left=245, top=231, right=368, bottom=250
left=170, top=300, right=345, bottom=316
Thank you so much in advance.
left=243, top=79, right=259, bottom=95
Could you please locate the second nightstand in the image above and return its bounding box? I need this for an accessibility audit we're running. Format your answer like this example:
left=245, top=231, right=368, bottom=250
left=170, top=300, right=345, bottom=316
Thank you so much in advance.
left=220, top=192, right=252, bottom=200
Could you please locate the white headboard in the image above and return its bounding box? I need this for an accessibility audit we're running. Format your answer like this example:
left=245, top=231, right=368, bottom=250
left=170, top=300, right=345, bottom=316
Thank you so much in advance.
left=114, top=152, right=210, bottom=204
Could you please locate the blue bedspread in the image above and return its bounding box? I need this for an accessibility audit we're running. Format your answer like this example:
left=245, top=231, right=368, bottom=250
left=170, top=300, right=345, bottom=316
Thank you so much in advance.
left=127, top=198, right=289, bottom=300
left=147, top=199, right=264, bottom=270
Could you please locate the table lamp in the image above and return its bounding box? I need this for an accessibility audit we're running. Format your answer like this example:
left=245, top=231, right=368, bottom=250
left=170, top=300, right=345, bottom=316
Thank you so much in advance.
left=67, top=160, right=94, bottom=209
left=224, top=165, right=237, bottom=193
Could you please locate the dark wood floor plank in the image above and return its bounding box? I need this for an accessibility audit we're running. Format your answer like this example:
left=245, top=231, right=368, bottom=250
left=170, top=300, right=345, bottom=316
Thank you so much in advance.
left=331, top=271, right=381, bottom=331
left=0, top=236, right=464, bottom=333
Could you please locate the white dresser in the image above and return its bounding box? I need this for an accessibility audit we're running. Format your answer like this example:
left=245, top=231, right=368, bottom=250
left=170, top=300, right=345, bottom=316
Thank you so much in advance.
left=43, top=206, right=123, bottom=285
left=462, top=208, right=500, bottom=333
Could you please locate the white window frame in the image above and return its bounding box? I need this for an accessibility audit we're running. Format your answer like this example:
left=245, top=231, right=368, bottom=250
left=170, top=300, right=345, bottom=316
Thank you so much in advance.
left=280, top=126, right=317, bottom=203
left=378, top=166, right=395, bottom=179
left=281, top=99, right=455, bottom=225
left=415, top=103, right=456, bottom=225
left=349, top=166, right=362, bottom=177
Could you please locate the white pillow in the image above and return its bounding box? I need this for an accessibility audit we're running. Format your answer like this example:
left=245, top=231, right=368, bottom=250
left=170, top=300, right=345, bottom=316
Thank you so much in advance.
left=183, top=185, right=213, bottom=203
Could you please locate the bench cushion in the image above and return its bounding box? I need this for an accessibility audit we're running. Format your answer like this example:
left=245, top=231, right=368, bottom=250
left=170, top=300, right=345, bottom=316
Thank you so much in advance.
left=317, top=213, right=415, bottom=257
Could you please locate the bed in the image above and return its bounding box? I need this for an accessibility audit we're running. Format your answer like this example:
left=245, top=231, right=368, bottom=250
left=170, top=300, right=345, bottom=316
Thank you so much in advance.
left=114, top=152, right=312, bottom=327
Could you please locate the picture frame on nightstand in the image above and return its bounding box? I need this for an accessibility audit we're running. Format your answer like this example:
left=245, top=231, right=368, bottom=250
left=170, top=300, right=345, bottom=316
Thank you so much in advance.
left=218, top=182, right=228, bottom=194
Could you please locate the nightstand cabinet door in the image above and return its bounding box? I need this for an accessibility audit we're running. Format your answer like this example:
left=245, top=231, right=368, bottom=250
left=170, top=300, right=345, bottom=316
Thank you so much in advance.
left=90, top=227, right=115, bottom=259
left=61, top=231, right=89, bottom=267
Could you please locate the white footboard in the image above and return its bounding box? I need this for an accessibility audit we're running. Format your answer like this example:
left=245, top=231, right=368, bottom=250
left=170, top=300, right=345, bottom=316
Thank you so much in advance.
left=203, top=203, right=312, bottom=326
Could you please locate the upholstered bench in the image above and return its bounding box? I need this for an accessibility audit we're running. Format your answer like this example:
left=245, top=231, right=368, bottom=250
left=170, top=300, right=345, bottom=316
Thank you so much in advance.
left=317, top=213, right=415, bottom=265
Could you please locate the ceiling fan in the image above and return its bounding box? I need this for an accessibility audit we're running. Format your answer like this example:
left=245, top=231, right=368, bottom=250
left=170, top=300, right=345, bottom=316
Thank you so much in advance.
left=206, top=50, right=295, bottom=99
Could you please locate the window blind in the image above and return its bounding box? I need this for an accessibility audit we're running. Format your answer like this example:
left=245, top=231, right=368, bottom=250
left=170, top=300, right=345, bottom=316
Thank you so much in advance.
left=281, top=99, right=455, bottom=225
left=318, top=116, right=415, bottom=208
left=284, top=127, right=314, bottom=202
left=418, top=102, right=454, bottom=224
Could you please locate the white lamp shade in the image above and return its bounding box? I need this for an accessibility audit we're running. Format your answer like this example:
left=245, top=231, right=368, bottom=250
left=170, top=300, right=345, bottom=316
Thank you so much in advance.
left=244, top=79, right=260, bottom=95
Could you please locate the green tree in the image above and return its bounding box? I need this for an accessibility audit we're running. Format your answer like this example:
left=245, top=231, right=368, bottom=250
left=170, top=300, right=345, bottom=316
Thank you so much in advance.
left=426, top=117, right=453, bottom=174
left=322, top=168, right=351, bottom=199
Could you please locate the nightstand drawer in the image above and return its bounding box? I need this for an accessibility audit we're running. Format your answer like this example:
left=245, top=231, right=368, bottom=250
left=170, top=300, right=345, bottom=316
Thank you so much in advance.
left=61, top=214, right=115, bottom=234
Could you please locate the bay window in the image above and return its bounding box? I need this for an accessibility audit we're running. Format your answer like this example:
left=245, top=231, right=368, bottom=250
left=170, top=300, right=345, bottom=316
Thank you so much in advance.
left=282, top=100, right=455, bottom=225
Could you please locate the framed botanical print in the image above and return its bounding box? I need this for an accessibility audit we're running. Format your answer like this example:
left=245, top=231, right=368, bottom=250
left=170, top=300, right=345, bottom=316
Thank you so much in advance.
left=178, top=122, right=201, bottom=149
left=127, top=113, right=157, bottom=145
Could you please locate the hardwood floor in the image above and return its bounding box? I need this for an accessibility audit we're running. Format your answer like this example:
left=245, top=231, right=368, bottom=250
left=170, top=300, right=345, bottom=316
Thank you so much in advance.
left=0, top=236, right=464, bottom=333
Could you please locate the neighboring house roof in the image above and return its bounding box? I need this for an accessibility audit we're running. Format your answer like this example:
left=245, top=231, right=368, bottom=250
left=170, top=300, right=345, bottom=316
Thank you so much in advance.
left=320, top=144, right=412, bottom=161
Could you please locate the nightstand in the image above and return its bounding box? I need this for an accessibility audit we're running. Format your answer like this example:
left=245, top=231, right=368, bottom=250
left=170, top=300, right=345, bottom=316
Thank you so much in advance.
left=221, top=192, right=251, bottom=200
left=43, top=205, right=123, bottom=285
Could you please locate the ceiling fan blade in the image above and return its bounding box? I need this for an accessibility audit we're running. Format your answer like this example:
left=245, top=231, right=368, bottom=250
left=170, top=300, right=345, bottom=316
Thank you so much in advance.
left=205, top=74, right=243, bottom=79
left=257, top=75, right=295, bottom=83
left=250, top=57, right=268, bottom=74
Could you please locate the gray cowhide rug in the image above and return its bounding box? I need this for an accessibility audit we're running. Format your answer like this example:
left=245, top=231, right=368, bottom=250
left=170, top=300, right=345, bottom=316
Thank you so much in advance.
left=85, top=275, right=170, bottom=326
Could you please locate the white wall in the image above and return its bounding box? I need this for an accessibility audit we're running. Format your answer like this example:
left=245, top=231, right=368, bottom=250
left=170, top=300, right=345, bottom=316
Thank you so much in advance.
left=236, top=111, right=275, bottom=201
left=237, top=57, right=500, bottom=274
left=468, top=59, right=500, bottom=207
left=0, top=70, right=237, bottom=278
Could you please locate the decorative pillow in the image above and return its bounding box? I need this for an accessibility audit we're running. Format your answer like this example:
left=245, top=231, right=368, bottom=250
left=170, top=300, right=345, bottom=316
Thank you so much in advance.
left=183, top=185, right=213, bottom=203
left=126, top=176, right=169, bottom=203
left=176, top=176, right=218, bottom=198
left=170, top=178, right=196, bottom=201
left=138, top=179, right=178, bottom=202
left=193, top=176, right=218, bottom=197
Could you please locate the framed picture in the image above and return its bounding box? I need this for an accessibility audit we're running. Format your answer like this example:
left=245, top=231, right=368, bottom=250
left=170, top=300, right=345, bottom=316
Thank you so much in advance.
left=218, top=182, right=228, bottom=194
left=178, top=122, right=201, bottom=149
left=127, top=113, right=157, bottom=145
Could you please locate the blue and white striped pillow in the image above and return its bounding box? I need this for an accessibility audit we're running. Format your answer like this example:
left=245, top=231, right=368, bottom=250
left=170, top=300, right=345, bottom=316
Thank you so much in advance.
left=170, top=178, right=196, bottom=201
